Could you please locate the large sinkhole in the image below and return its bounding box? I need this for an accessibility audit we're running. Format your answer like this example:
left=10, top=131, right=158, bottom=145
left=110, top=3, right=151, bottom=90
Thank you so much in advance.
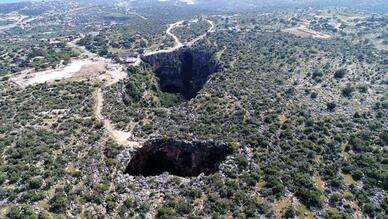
left=125, top=139, right=231, bottom=177
left=142, top=48, right=219, bottom=100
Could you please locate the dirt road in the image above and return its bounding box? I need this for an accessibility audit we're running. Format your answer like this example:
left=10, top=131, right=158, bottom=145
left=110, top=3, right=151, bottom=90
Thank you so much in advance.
left=144, top=21, right=185, bottom=56
left=95, top=88, right=140, bottom=148
left=186, top=19, right=215, bottom=46
left=145, top=19, right=215, bottom=56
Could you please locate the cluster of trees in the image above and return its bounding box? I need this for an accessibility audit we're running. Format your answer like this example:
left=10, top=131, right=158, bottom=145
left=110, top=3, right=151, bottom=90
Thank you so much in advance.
left=78, top=34, right=109, bottom=56
left=0, top=81, right=102, bottom=216
left=172, top=19, right=211, bottom=43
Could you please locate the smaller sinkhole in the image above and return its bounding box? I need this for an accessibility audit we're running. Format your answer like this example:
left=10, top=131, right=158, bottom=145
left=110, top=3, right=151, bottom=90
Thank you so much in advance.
left=125, top=138, right=231, bottom=177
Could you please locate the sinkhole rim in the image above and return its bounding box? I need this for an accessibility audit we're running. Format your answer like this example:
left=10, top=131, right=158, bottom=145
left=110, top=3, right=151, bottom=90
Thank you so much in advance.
left=125, top=138, right=231, bottom=177
left=142, top=48, right=220, bottom=102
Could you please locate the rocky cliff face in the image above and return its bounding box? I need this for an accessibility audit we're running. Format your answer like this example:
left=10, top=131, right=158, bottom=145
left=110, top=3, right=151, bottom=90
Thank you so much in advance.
left=125, top=138, right=230, bottom=177
left=142, top=48, right=219, bottom=100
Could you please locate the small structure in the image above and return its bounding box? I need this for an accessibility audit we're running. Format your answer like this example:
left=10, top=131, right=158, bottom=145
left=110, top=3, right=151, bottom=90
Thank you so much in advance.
left=118, top=52, right=139, bottom=64
left=123, top=57, right=139, bottom=64
left=228, top=26, right=241, bottom=33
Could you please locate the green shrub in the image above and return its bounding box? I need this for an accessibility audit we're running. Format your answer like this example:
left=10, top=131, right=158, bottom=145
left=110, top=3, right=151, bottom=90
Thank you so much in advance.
left=282, top=206, right=295, bottom=218
left=227, top=141, right=240, bottom=152
left=49, top=191, right=68, bottom=213
left=341, top=85, right=353, bottom=98
left=327, top=102, right=336, bottom=111
left=329, top=193, right=343, bottom=205
left=265, top=176, right=284, bottom=196
left=157, top=207, right=177, bottom=219
left=351, top=169, right=363, bottom=181
left=23, top=190, right=45, bottom=202
left=159, top=92, right=184, bottom=107
left=296, top=188, right=322, bottom=208
left=363, top=203, right=377, bottom=217
left=235, top=156, right=248, bottom=169
left=334, top=69, right=346, bottom=79
left=0, top=172, right=6, bottom=184
left=27, top=177, right=43, bottom=189
left=8, top=205, right=36, bottom=219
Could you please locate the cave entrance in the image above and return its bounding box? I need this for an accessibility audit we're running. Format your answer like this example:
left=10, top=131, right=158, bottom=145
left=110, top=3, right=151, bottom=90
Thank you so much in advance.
left=125, top=139, right=230, bottom=177
left=144, top=48, right=219, bottom=101
left=180, top=52, right=194, bottom=99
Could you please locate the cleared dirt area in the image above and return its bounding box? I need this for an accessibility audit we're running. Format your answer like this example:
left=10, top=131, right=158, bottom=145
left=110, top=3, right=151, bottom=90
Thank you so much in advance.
left=283, top=24, right=331, bottom=39
left=181, top=0, right=197, bottom=5
left=273, top=197, right=291, bottom=219
left=10, top=59, right=91, bottom=87
left=10, top=57, right=128, bottom=87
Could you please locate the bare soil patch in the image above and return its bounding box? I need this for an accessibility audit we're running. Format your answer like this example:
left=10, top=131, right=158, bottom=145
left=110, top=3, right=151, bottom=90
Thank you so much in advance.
left=283, top=24, right=331, bottom=39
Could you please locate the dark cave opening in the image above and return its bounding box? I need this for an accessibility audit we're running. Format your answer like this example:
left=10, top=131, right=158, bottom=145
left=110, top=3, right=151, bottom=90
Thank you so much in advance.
left=125, top=139, right=230, bottom=177
left=181, top=52, right=194, bottom=98
left=143, top=48, right=219, bottom=101
left=162, top=84, right=184, bottom=94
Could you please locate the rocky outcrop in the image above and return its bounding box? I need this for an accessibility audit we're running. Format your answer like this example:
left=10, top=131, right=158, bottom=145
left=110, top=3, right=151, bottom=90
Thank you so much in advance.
left=125, top=138, right=230, bottom=177
left=142, top=48, right=219, bottom=100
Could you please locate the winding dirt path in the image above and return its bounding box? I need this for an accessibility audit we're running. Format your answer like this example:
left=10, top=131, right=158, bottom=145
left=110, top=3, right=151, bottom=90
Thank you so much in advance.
left=145, top=18, right=215, bottom=56
left=187, top=19, right=215, bottom=46
left=207, top=19, right=215, bottom=33
left=95, top=88, right=140, bottom=148
left=144, top=21, right=185, bottom=56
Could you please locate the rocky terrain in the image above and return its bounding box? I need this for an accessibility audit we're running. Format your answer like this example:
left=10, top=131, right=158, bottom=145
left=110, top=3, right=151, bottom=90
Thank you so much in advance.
left=142, top=48, right=219, bottom=100
left=0, top=1, right=387, bottom=219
